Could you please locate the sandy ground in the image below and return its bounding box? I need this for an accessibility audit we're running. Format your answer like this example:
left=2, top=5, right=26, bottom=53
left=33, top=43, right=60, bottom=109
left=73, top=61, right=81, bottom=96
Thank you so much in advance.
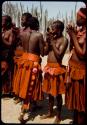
left=1, top=94, right=73, bottom=124
left=1, top=53, right=73, bottom=124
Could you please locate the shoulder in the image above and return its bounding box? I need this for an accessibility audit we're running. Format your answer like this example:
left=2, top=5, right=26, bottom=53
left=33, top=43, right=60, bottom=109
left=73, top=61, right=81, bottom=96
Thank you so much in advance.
left=32, top=31, right=43, bottom=38
left=5, top=29, right=12, bottom=37
left=36, top=32, right=43, bottom=37
left=57, top=36, right=68, bottom=46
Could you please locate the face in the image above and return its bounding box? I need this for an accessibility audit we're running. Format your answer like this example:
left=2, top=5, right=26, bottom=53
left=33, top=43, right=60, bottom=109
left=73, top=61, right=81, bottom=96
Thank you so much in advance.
left=51, top=24, right=57, bottom=33
left=76, top=13, right=85, bottom=26
left=51, top=23, right=61, bottom=37
left=21, top=16, right=27, bottom=27
left=2, top=16, right=7, bottom=27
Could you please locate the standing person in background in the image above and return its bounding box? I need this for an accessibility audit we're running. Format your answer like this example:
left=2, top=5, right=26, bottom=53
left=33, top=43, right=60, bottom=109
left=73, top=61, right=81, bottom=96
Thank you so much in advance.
left=41, top=20, right=68, bottom=123
left=65, top=7, right=86, bottom=124
left=17, top=16, right=44, bottom=123
left=12, top=13, right=32, bottom=104
left=1, top=15, right=19, bottom=97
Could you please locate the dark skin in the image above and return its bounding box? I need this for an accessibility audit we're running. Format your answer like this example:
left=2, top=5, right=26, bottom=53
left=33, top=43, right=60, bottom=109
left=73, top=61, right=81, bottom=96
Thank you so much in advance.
left=2, top=29, right=16, bottom=46
left=2, top=17, right=16, bottom=47
left=28, top=30, right=44, bottom=56
left=18, top=16, right=44, bottom=123
left=66, top=11, right=86, bottom=124
left=44, top=24, right=68, bottom=64
left=66, top=13, right=86, bottom=62
left=42, top=23, right=68, bottom=123
left=2, top=16, right=20, bottom=61
left=19, top=16, right=44, bottom=56
left=1, top=16, right=19, bottom=94
left=19, top=27, right=31, bottom=52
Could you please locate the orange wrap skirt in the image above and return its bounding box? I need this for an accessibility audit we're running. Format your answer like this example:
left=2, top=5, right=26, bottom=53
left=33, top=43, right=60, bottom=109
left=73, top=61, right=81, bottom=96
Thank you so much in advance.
left=42, top=63, right=66, bottom=96
left=12, top=56, right=23, bottom=96
left=65, top=59, right=86, bottom=112
left=13, top=52, right=43, bottom=100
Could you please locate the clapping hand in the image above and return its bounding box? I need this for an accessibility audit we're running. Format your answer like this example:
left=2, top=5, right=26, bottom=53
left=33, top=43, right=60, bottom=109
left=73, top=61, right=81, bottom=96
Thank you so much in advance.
left=66, top=22, right=77, bottom=37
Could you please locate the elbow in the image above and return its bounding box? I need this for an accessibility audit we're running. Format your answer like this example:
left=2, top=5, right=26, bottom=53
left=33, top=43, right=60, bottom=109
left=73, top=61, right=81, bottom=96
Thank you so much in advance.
left=57, top=51, right=62, bottom=57
left=82, top=52, right=86, bottom=56
left=78, top=50, right=86, bottom=56
left=55, top=53, right=62, bottom=60
left=44, top=51, right=49, bottom=56
left=57, top=51, right=64, bottom=60
left=77, top=51, right=86, bottom=58
left=44, top=47, right=49, bottom=55
left=41, top=53, right=44, bottom=57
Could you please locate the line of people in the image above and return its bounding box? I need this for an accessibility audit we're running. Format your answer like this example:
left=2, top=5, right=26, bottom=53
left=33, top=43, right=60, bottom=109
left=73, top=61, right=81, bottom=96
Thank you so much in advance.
left=1, top=6, right=86, bottom=124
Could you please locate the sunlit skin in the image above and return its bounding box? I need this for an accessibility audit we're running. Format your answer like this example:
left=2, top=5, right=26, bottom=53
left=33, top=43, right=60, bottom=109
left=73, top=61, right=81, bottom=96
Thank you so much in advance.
left=66, top=11, right=86, bottom=61
left=42, top=21, right=68, bottom=123
left=2, top=16, right=16, bottom=46
left=44, top=22, right=68, bottom=64
left=19, top=15, right=44, bottom=56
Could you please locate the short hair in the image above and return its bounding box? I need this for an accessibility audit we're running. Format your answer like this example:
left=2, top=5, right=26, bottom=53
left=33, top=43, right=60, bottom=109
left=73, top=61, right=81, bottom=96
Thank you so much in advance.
left=2, top=15, right=12, bottom=25
left=2, top=15, right=13, bottom=29
left=79, top=7, right=86, bottom=17
left=22, top=12, right=32, bottom=20
left=22, top=13, right=32, bottom=26
left=28, top=16, right=39, bottom=30
left=52, top=20, right=64, bottom=32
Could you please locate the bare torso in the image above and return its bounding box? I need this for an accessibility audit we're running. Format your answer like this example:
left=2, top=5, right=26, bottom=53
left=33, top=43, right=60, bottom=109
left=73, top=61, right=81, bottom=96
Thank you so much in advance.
left=47, top=37, right=68, bottom=64
left=1, top=28, right=17, bottom=60
left=19, top=27, right=31, bottom=52
left=71, top=32, right=86, bottom=63
left=48, top=50, right=58, bottom=63
left=20, top=29, right=44, bottom=56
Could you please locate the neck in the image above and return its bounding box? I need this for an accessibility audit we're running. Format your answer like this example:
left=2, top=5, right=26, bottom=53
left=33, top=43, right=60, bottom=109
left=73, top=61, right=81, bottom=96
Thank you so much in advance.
left=24, top=26, right=30, bottom=30
left=57, top=34, right=63, bottom=38
left=23, top=27, right=32, bottom=32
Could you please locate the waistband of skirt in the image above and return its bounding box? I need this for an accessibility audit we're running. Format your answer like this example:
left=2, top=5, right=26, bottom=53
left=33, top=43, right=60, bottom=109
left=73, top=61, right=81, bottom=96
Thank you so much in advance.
left=69, top=59, right=86, bottom=70
left=46, top=62, right=61, bottom=68
left=22, top=52, right=40, bottom=62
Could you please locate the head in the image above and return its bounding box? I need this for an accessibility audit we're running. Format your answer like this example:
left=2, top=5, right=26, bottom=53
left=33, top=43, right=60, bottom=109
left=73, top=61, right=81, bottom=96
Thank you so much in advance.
left=21, top=12, right=32, bottom=27
left=2, top=15, right=12, bottom=29
left=28, top=16, right=39, bottom=31
left=77, top=7, right=86, bottom=26
left=51, top=20, right=64, bottom=38
left=47, top=25, right=52, bottom=33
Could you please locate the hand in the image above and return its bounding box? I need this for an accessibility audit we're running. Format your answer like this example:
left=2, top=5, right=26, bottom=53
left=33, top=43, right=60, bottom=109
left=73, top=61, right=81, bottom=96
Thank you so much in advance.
left=66, top=24, right=76, bottom=36
left=67, top=27, right=77, bottom=42
left=50, top=40, right=55, bottom=46
left=46, top=32, right=51, bottom=42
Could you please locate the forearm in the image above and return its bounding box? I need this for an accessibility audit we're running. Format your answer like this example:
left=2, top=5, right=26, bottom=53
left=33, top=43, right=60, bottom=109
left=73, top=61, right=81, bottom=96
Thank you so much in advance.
left=44, top=42, right=49, bottom=55
left=71, top=33, right=86, bottom=56
left=3, top=39, right=12, bottom=46
left=52, top=44, right=61, bottom=59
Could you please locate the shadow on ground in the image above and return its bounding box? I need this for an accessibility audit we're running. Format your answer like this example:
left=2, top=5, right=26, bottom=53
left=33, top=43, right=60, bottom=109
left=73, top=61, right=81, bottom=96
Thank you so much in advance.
left=26, top=94, right=73, bottom=123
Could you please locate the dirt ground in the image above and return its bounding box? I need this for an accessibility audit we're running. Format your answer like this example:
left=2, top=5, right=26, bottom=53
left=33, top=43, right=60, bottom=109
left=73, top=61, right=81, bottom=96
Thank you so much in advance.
left=1, top=53, right=73, bottom=124
left=1, top=94, right=73, bottom=124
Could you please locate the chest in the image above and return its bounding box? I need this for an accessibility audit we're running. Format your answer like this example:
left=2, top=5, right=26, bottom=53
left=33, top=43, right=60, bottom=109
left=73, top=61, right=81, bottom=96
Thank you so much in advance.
left=2, top=30, right=11, bottom=40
